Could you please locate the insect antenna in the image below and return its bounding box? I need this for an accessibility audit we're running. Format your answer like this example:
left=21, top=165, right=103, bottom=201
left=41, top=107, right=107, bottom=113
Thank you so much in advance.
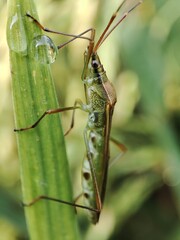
left=94, top=0, right=143, bottom=52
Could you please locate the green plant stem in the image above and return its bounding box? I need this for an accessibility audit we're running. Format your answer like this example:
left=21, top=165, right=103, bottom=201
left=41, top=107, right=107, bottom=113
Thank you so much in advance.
left=7, top=0, right=79, bottom=239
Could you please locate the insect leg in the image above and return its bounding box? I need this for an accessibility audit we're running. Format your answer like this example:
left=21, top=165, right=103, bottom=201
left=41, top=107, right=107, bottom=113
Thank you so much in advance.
left=26, top=13, right=94, bottom=54
left=22, top=195, right=99, bottom=213
left=110, top=137, right=127, bottom=152
left=26, top=13, right=91, bottom=41
left=64, top=99, right=86, bottom=136
left=74, top=192, right=84, bottom=203
left=109, top=137, right=127, bottom=167
left=26, top=13, right=93, bottom=49
left=14, top=103, right=82, bottom=132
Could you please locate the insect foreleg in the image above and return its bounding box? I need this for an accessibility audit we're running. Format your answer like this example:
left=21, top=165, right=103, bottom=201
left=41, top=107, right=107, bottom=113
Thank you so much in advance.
left=26, top=13, right=94, bottom=50
left=26, top=13, right=91, bottom=41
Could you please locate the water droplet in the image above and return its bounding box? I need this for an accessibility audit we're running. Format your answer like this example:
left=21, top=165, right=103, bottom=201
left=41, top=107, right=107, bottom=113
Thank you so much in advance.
left=7, top=6, right=27, bottom=55
left=31, top=35, right=58, bottom=64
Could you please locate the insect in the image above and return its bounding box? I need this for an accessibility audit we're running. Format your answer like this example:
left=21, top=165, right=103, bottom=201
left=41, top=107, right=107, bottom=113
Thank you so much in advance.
left=15, top=0, right=143, bottom=224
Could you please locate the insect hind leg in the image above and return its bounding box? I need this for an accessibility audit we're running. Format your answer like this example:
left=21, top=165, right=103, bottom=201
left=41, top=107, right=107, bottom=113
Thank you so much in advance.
left=109, top=137, right=127, bottom=168
left=22, top=195, right=99, bottom=213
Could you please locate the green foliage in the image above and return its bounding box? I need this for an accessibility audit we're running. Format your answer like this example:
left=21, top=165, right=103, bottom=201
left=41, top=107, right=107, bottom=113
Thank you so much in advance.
left=6, top=0, right=79, bottom=239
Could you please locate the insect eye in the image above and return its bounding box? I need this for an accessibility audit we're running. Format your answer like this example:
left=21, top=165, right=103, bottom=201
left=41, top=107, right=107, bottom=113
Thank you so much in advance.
left=92, top=60, right=99, bottom=68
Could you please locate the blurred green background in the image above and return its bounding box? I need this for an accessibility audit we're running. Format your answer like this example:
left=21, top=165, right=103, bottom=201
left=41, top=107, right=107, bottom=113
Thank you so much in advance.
left=1, top=0, right=180, bottom=239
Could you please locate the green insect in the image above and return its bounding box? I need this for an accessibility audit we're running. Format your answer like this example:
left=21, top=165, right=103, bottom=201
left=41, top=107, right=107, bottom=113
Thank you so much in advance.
left=15, top=0, right=143, bottom=224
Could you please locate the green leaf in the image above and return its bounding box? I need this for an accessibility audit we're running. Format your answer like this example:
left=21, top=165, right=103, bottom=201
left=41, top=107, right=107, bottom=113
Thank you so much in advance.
left=7, top=0, right=80, bottom=239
